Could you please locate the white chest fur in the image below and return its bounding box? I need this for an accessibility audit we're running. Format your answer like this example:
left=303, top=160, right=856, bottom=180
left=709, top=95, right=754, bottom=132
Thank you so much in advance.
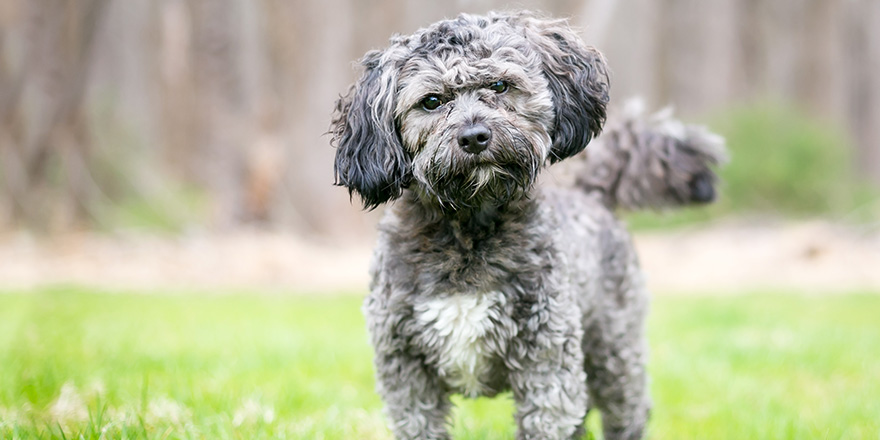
left=415, top=292, right=502, bottom=397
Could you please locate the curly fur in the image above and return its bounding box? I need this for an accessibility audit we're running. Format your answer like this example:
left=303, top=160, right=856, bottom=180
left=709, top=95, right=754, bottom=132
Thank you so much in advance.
left=331, top=11, right=724, bottom=440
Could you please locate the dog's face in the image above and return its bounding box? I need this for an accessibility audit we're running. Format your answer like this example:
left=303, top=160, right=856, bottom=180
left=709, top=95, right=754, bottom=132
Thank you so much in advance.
left=332, top=12, right=610, bottom=210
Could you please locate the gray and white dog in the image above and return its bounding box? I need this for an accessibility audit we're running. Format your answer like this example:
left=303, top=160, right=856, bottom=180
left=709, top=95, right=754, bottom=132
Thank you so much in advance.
left=331, top=11, right=725, bottom=440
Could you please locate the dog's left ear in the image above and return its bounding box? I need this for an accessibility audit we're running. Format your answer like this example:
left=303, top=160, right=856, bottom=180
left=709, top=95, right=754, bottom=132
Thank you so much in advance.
left=520, top=16, right=610, bottom=163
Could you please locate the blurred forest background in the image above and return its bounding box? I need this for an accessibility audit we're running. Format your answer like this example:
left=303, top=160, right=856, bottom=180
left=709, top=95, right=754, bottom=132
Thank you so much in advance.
left=2, top=0, right=879, bottom=239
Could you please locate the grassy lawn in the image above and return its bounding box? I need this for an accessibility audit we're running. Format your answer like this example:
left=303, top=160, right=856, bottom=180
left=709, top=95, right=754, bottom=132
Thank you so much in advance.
left=1, top=288, right=878, bottom=439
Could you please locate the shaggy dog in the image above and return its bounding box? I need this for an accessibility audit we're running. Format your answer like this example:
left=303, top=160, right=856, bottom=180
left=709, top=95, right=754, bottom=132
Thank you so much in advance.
left=331, top=11, right=725, bottom=440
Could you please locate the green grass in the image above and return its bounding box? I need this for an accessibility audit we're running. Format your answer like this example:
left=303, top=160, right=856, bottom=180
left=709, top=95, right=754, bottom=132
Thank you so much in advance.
left=1, top=288, right=878, bottom=439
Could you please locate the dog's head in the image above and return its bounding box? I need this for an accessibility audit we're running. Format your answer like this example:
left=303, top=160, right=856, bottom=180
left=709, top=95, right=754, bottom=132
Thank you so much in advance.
left=332, top=11, right=610, bottom=210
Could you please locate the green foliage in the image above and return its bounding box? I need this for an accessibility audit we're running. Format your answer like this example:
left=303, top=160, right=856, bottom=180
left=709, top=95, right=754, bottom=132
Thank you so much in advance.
left=714, top=104, right=856, bottom=214
left=1, top=288, right=879, bottom=439
left=100, top=185, right=210, bottom=233
left=88, top=95, right=212, bottom=233
left=627, top=103, right=879, bottom=230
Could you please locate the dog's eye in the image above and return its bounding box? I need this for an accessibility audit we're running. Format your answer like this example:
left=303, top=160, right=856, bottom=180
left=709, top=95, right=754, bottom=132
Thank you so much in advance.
left=420, top=95, right=444, bottom=111
left=488, top=80, right=508, bottom=94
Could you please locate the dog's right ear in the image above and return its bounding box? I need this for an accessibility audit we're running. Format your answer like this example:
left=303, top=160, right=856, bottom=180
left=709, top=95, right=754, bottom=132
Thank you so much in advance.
left=332, top=49, right=410, bottom=210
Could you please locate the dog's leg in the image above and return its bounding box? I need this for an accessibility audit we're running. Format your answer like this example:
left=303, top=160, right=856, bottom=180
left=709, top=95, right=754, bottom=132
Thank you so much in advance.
left=365, top=289, right=452, bottom=439
left=582, top=324, right=650, bottom=440
left=373, top=350, right=452, bottom=440
left=509, top=297, right=588, bottom=440
left=582, top=290, right=651, bottom=439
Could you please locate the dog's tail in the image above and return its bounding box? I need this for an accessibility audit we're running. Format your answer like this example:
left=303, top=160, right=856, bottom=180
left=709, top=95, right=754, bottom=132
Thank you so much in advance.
left=566, top=99, right=728, bottom=211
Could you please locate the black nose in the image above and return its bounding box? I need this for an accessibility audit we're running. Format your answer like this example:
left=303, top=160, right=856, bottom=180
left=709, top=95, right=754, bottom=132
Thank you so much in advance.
left=457, top=123, right=492, bottom=154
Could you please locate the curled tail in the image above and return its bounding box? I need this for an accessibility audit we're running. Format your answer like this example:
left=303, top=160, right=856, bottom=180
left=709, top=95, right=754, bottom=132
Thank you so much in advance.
left=569, top=100, right=728, bottom=210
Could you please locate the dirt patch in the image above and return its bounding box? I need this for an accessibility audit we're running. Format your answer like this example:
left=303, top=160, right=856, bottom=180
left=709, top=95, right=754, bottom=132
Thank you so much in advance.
left=0, top=231, right=373, bottom=293
left=1, top=220, right=878, bottom=294
left=635, top=220, right=880, bottom=294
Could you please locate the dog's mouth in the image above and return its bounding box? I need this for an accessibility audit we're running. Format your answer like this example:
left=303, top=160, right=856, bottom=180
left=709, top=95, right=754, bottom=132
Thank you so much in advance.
left=419, top=154, right=538, bottom=209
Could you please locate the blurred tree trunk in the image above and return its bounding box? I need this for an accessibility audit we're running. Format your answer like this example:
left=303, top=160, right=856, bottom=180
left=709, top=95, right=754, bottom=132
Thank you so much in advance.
left=157, top=0, right=198, bottom=186
left=845, top=0, right=880, bottom=184
left=796, top=0, right=839, bottom=118
left=733, top=0, right=765, bottom=98
left=1, top=0, right=108, bottom=230
left=655, top=0, right=706, bottom=113
left=281, top=0, right=376, bottom=236
left=189, top=0, right=248, bottom=228
left=0, top=1, right=24, bottom=227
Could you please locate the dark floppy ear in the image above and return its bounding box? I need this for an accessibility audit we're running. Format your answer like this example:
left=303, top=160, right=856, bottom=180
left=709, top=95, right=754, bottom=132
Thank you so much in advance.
left=521, top=16, right=610, bottom=163
left=331, top=49, right=410, bottom=209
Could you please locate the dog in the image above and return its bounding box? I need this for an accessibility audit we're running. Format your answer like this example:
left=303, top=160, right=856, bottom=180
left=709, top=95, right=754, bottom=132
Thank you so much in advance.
left=331, top=11, right=725, bottom=440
